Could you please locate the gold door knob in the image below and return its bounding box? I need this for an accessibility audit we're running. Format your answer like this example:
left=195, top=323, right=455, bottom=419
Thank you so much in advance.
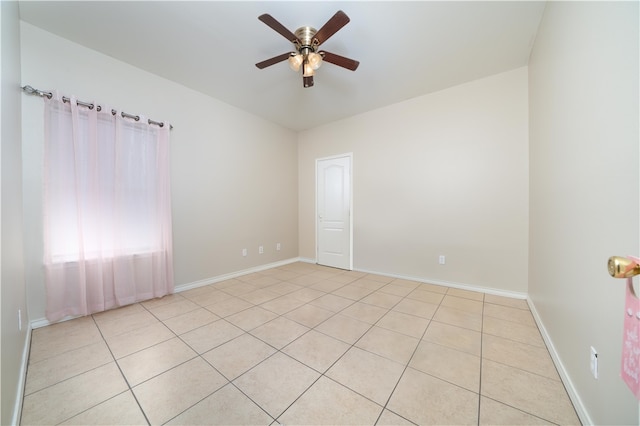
left=608, top=256, right=640, bottom=278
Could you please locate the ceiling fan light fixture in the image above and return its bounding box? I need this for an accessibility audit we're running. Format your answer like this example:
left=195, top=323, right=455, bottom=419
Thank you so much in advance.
left=307, top=52, right=323, bottom=70
left=288, top=53, right=303, bottom=72
left=302, top=60, right=314, bottom=77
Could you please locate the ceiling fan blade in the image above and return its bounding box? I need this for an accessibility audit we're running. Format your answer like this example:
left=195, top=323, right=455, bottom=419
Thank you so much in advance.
left=313, top=10, right=350, bottom=47
left=303, top=75, right=314, bottom=88
left=258, top=14, right=300, bottom=44
left=319, top=51, right=360, bottom=71
left=256, top=52, right=292, bottom=69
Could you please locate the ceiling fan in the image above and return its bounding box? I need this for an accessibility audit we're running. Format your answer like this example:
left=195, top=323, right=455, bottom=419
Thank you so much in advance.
left=255, top=10, right=360, bottom=88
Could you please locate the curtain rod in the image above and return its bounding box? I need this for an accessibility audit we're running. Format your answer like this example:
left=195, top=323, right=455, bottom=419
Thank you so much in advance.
left=21, top=85, right=173, bottom=130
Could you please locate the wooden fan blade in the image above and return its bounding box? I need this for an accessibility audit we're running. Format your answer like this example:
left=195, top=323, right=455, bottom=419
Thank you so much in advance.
left=313, top=10, right=350, bottom=46
left=319, top=51, right=359, bottom=71
left=303, top=75, right=314, bottom=88
left=256, top=52, right=292, bottom=69
left=258, top=14, right=300, bottom=44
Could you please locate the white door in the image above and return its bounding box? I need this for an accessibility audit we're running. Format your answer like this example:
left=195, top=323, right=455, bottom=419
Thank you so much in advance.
left=316, top=154, right=352, bottom=270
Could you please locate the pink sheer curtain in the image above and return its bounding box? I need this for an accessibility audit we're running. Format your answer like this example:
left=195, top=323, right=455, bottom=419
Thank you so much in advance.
left=43, top=91, right=174, bottom=321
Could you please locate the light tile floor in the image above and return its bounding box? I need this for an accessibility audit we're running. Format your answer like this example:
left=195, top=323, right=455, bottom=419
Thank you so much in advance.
left=20, top=262, right=581, bottom=425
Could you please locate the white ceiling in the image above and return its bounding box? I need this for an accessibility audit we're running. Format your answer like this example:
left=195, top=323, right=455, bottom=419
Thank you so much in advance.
left=18, top=1, right=546, bottom=131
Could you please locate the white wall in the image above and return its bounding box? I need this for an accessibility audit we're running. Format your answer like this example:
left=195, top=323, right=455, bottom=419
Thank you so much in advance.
left=299, top=68, right=529, bottom=295
left=528, top=2, right=639, bottom=424
left=13, top=3, right=640, bottom=423
left=1, top=1, right=29, bottom=424
left=20, top=23, right=299, bottom=322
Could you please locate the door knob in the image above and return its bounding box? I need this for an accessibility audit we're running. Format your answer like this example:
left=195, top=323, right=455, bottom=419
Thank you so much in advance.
left=608, top=256, right=640, bottom=278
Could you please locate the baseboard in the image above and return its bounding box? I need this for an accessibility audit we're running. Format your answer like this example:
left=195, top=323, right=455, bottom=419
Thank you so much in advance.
left=353, top=266, right=528, bottom=300
left=174, top=257, right=301, bottom=293
left=527, top=298, right=592, bottom=425
left=295, top=260, right=526, bottom=299
left=12, top=323, right=32, bottom=426
left=31, top=259, right=527, bottom=327
left=30, top=314, right=81, bottom=330
left=30, top=258, right=303, bottom=328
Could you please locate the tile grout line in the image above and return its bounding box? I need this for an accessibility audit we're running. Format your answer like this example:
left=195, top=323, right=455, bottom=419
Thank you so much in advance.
left=188, top=328, right=281, bottom=423
left=308, top=275, right=449, bottom=424
left=272, top=278, right=396, bottom=423
left=21, top=320, right=137, bottom=393
left=478, top=295, right=571, bottom=425
left=18, top=267, right=354, bottom=424
left=241, top=275, right=373, bottom=421
left=173, top=275, right=348, bottom=422
left=119, top=300, right=268, bottom=425
left=133, top=301, right=252, bottom=425
left=25, top=311, right=163, bottom=425
left=480, top=395, right=564, bottom=426
left=372, top=284, right=449, bottom=426
left=89, top=313, right=152, bottom=426
left=221, top=268, right=363, bottom=422
left=24, top=265, right=557, bottom=425
left=270, top=274, right=520, bottom=423
left=229, top=273, right=404, bottom=423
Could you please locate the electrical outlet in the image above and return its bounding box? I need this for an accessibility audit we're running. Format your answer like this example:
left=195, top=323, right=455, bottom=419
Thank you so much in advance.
left=259, top=245, right=264, bottom=254
left=276, top=243, right=281, bottom=251
left=439, top=255, right=446, bottom=265
left=242, top=248, right=247, bottom=257
left=590, top=346, right=598, bottom=379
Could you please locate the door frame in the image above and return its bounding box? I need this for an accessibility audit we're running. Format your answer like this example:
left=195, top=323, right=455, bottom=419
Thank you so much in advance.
left=315, top=153, right=353, bottom=270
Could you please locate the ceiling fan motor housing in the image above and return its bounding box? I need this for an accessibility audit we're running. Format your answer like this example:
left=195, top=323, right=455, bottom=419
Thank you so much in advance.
left=295, top=27, right=318, bottom=50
